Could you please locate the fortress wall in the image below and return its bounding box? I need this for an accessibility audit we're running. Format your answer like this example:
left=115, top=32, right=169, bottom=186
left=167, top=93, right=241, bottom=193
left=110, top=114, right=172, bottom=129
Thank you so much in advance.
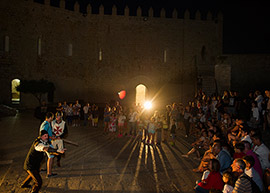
left=0, top=0, right=222, bottom=107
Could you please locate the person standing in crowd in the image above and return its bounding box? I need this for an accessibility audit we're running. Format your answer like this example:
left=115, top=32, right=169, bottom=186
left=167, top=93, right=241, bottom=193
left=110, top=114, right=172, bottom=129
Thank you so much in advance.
left=34, top=100, right=48, bottom=124
left=183, top=106, right=191, bottom=138
left=170, top=103, right=178, bottom=129
left=83, top=103, right=90, bottom=126
left=103, top=104, right=111, bottom=134
left=73, top=100, right=81, bottom=127
left=109, top=113, right=117, bottom=138
left=91, top=104, right=99, bottom=128
left=162, top=114, right=169, bottom=142
left=264, top=90, right=270, bottom=131
left=66, top=103, right=73, bottom=126
left=170, top=119, right=176, bottom=146
left=117, top=110, right=126, bottom=137
left=62, top=101, right=68, bottom=120
left=255, top=90, right=264, bottom=113
left=147, top=117, right=156, bottom=145
left=128, top=107, right=138, bottom=137
left=55, top=102, right=63, bottom=113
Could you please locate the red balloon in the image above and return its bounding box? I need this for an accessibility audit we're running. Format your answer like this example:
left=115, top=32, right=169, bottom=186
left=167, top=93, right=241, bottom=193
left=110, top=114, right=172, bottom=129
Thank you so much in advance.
left=118, top=90, right=126, bottom=100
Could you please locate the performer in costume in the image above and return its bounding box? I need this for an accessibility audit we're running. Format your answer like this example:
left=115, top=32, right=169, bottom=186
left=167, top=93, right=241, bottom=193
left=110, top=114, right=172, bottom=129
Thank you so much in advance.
left=51, top=111, right=68, bottom=167
left=21, top=130, right=62, bottom=192
left=39, top=112, right=65, bottom=178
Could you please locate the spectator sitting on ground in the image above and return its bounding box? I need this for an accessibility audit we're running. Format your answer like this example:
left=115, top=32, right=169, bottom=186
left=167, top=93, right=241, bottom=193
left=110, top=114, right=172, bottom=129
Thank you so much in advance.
left=194, top=158, right=224, bottom=192
left=182, top=130, right=208, bottom=159
left=240, top=126, right=252, bottom=144
left=251, top=133, right=270, bottom=171
left=222, top=171, right=235, bottom=193
left=233, top=142, right=246, bottom=159
left=212, top=140, right=232, bottom=174
left=242, top=155, right=264, bottom=192
left=227, top=119, right=244, bottom=145
left=242, top=140, right=263, bottom=180
left=231, top=158, right=252, bottom=192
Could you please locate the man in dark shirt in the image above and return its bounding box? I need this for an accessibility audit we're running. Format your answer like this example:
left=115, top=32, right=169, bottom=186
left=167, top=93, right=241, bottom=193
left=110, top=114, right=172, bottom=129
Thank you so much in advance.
left=21, top=130, right=50, bottom=193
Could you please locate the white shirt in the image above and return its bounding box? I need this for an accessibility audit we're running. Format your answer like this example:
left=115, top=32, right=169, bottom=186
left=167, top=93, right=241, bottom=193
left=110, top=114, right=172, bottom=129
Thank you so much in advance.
left=222, top=184, right=234, bottom=193
left=118, top=115, right=126, bottom=124
left=241, top=135, right=252, bottom=144
left=252, top=107, right=260, bottom=121
left=253, top=143, right=270, bottom=170
left=129, top=111, right=137, bottom=122
left=201, top=170, right=210, bottom=180
left=83, top=106, right=89, bottom=114
left=255, top=95, right=263, bottom=112
left=245, top=167, right=263, bottom=191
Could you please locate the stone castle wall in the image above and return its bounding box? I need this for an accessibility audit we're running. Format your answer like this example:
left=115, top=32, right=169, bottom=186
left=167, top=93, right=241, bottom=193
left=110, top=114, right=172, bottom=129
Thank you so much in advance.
left=0, top=0, right=223, bottom=108
left=215, top=54, right=270, bottom=96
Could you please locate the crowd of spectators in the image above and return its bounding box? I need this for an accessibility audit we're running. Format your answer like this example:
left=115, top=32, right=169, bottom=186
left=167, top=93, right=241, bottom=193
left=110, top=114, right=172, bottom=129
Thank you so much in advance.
left=178, top=89, right=270, bottom=193
left=34, top=89, right=270, bottom=192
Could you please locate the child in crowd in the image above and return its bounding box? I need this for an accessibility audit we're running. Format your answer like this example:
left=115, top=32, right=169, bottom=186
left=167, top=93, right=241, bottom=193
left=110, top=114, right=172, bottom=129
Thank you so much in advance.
left=162, top=114, right=169, bottom=142
left=137, top=115, right=145, bottom=141
left=66, top=103, right=73, bottom=126
left=91, top=105, right=99, bottom=128
left=182, top=130, right=208, bottom=160
left=222, top=171, right=234, bottom=193
left=170, top=119, right=176, bottom=146
left=156, top=117, right=162, bottom=145
left=242, top=155, right=264, bottom=192
left=109, top=113, right=117, bottom=138
left=103, top=106, right=111, bottom=134
left=117, top=111, right=126, bottom=138
left=147, top=117, right=156, bottom=145
left=233, top=142, right=246, bottom=159
left=194, top=159, right=224, bottom=192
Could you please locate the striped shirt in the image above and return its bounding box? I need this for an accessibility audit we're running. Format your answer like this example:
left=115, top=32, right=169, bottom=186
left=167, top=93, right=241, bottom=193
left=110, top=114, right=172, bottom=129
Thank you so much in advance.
left=233, top=173, right=252, bottom=193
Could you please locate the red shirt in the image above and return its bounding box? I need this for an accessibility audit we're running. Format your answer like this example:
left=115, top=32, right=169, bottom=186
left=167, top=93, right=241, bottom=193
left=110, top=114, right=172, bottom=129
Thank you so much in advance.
left=198, top=171, right=224, bottom=190
left=233, top=152, right=246, bottom=159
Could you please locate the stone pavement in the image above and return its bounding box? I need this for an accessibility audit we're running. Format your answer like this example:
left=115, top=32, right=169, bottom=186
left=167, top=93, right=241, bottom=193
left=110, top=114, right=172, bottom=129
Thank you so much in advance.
left=0, top=111, right=201, bottom=193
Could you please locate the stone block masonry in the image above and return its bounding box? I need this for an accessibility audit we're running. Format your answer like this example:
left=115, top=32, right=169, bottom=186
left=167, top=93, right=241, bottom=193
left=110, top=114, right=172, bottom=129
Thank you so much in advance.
left=0, top=0, right=223, bottom=107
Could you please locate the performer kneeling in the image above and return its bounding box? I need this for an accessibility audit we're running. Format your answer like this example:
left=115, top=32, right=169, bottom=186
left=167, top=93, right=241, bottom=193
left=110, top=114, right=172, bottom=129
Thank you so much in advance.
left=21, top=130, right=64, bottom=192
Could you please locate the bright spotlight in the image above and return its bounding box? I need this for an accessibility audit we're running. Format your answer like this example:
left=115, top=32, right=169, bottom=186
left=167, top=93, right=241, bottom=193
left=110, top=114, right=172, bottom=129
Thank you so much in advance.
left=144, top=101, right=152, bottom=110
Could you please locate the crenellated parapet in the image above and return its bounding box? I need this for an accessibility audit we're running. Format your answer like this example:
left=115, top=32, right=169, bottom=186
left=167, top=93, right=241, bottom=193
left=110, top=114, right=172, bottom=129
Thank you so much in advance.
left=29, top=0, right=222, bottom=22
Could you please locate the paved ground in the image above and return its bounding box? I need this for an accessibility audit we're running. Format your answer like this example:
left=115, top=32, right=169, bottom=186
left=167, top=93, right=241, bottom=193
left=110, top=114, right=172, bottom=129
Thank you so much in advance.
left=0, top=111, right=201, bottom=193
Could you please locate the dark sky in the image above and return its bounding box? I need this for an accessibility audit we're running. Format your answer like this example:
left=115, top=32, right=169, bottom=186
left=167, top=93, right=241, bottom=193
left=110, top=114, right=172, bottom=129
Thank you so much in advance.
left=45, top=0, right=270, bottom=54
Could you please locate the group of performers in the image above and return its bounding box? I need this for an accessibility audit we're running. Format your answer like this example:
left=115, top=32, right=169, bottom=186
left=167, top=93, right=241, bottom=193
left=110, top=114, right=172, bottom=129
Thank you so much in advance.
left=21, top=111, right=68, bottom=193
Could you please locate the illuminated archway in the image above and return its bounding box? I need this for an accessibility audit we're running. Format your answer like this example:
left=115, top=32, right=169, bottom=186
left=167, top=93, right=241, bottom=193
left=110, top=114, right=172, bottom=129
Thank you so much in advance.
left=11, top=79, right=20, bottom=103
left=136, top=84, right=147, bottom=106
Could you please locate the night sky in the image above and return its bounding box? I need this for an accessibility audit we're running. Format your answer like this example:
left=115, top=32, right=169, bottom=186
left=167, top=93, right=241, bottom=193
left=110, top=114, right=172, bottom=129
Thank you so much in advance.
left=42, top=0, right=270, bottom=54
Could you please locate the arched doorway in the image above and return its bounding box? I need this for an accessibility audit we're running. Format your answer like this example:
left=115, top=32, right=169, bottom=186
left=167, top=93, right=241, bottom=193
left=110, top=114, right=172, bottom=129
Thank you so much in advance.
left=11, top=79, right=20, bottom=103
left=135, top=84, right=147, bottom=107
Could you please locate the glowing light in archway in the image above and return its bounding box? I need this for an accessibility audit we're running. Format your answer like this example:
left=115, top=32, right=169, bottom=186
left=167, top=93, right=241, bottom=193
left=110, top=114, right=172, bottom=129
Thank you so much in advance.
left=136, top=84, right=146, bottom=106
left=144, top=101, right=152, bottom=110
left=11, top=79, right=20, bottom=103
